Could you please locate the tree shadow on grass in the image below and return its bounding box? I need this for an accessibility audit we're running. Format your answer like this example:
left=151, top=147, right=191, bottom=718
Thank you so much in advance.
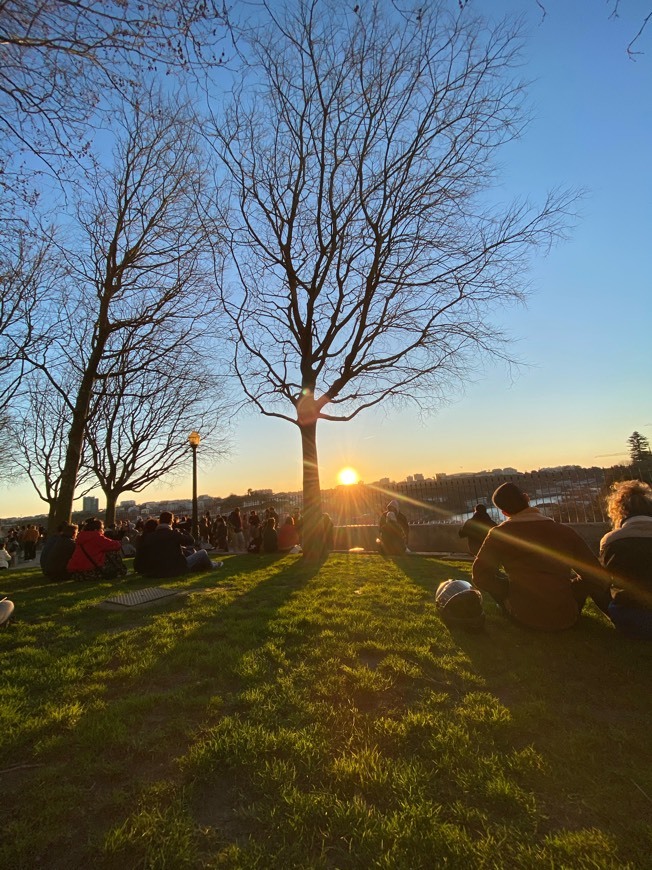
left=0, top=554, right=325, bottom=868
left=399, top=554, right=652, bottom=853
left=398, top=553, right=652, bottom=708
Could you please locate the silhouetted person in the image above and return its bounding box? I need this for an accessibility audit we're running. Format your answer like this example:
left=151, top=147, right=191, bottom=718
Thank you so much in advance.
left=41, top=523, right=78, bottom=582
left=459, top=504, right=496, bottom=555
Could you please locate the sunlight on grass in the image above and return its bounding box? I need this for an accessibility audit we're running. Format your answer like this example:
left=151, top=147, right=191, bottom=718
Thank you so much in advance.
left=0, top=556, right=651, bottom=867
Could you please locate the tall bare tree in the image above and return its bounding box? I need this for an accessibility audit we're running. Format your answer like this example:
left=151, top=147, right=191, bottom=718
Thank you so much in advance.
left=211, top=0, right=577, bottom=556
left=24, top=94, right=222, bottom=529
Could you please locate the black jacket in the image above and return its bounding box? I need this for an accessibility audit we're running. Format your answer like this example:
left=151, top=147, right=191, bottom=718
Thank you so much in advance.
left=40, top=535, right=76, bottom=580
left=136, top=525, right=195, bottom=578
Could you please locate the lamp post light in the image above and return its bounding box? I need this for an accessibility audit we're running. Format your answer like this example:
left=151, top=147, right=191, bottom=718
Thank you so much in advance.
left=188, top=431, right=201, bottom=540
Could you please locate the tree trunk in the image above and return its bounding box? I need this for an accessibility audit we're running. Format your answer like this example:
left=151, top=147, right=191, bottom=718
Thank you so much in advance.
left=47, top=501, right=56, bottom=533
left=299, top=418, right=323, bottom=560
left=104, top=491, right=118, bottom=528
left=52, top=333, right=108, bottom=530
left=52, top=392, right=92, bottom=529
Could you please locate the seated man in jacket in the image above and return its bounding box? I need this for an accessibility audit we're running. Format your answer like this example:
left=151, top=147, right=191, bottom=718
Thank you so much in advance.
left=472, top=483, right=610, bottom=631
left=136, top=512, right=222, bottom=578
left=40, top=523, right=78, bottom=582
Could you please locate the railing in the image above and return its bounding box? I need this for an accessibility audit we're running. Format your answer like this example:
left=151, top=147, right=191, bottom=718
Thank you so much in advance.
left=241, top=464, right=652, bottom=526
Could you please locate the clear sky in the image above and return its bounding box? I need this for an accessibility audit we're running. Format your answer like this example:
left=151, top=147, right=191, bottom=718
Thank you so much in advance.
left=3, top=0, right=651, bottom=519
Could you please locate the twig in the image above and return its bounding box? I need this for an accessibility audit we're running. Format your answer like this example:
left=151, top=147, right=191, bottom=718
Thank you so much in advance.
left=630, top=778, right=652, bottom=804
left=0, top=763, right=44, bottom=775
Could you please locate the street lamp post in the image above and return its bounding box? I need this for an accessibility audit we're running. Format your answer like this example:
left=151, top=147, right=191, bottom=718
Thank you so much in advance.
left=188, top=431, right=201, bottom=540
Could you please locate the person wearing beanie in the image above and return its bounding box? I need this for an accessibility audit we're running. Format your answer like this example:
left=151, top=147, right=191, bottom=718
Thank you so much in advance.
left=472, top=483, right=610, bottom=631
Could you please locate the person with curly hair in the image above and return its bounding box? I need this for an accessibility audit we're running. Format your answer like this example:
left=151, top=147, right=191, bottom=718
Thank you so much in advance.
left=600, top=480, right=652, bottom=639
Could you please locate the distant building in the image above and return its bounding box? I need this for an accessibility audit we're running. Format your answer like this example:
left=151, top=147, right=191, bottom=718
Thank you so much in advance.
left=83, top=496, right=99, bottom=514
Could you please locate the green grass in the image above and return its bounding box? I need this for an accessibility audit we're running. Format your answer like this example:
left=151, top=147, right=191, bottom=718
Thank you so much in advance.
left=1, top=554, right=651, bottom=868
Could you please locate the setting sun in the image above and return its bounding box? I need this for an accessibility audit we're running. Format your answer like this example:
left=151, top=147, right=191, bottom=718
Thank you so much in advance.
left=337, top=467, right=359, bottom=486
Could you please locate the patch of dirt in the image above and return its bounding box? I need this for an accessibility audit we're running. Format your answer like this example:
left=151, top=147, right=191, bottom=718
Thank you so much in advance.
left=358, top=650, right=385, bottom=670
left=191, top=774, right=256, bottom=838
left=0, top=762, right=44, bottom=798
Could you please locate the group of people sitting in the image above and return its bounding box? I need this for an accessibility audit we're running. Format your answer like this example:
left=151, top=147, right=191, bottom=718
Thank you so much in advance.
left=40, top=512, right=224, bottom=583
left=461, top=480, right=652, bottom=640
left=37, top=507, right=325, bottom=583
left=40, top=518, right=127, bottom=583
left=31, top=479, right=652, bottom=640
left=191, top=507, right=305, bottom=554
left=195, top=507, right=334, bottom=556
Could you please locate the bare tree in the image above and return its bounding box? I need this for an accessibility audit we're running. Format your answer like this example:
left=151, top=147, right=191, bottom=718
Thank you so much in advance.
left=24, top=94, right=222, bottom=529
left=13, top=373, right=97, bottom=527
left=0, top=0, right=231, bottom=182
left=210, top=0, right=577, bottom=556
left=84, top=344, right=230, bottom=526
left=0, top=225, right=61, bottom=405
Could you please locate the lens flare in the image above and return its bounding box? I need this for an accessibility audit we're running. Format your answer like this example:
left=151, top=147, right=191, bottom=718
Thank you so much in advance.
left=338, top=467, right=359, bottom=486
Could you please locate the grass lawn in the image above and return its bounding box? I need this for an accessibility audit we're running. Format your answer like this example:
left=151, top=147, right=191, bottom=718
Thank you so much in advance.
left=1, top=553, right=651, bottom=869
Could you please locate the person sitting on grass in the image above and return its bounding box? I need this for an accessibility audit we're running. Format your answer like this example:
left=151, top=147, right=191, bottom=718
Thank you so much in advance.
left=459, top=504, right=496, bottom=555
left=214, top=515, right=229, bottom=552
left=262, top=516, right=278, bottom=554
left=133, top=518, right=159, bottom=575
left=0, top=543, right=11, bottom=569
left=40, top=523, right=78, bottom=582
left=599, top=480, right=652, bottom=640
left=378, top=506, right=408, bottom=555
left=472, top=483, right=611, bottom=631
left=321, top=513, right=334, bottom=555
left=378, top=500, right=409, bottom=554
left=136, top=511, right=223, bottom=578
left=67, top=518, right=126, bottom=582
left=277, top=515, right=300, bottom=552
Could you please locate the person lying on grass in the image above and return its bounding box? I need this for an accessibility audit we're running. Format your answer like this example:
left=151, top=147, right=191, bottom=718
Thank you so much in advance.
left=472, top=483, right=611, bottom=631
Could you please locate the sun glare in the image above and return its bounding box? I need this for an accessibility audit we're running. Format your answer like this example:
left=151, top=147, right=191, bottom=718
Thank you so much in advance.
left=337, top=467, right=359, bottom=486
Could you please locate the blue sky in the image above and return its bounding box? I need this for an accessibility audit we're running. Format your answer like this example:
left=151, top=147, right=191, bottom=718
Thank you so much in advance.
left=5, top=0, right=651, bottom=518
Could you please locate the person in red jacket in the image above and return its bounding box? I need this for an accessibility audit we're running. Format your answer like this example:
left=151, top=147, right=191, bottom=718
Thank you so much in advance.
left=67, top=517, right=125, bottom=581
left=277, top=516, right=300, bottom=552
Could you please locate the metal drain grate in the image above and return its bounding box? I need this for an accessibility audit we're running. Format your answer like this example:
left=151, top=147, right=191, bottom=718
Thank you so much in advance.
left=103, top=587, right=180, bottom=607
